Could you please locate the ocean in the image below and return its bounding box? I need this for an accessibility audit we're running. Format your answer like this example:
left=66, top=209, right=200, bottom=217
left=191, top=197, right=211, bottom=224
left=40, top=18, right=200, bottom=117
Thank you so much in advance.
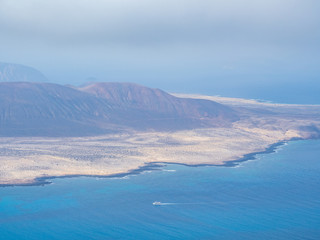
left=0, top=139, right=320, bottom=239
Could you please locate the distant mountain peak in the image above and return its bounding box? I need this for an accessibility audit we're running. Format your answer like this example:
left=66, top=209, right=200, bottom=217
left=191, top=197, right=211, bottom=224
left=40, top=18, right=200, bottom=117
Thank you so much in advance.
left=0, top=62, right=48, bottom=83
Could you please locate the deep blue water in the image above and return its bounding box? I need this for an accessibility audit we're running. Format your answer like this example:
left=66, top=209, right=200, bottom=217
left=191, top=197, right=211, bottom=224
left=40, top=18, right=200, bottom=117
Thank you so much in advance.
left=1, top=139, right=320, bottom=240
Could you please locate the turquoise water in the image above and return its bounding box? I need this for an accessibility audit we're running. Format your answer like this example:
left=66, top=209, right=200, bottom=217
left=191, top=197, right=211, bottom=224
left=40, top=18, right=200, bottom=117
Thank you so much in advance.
left=0, top=140, right=320, bottom=239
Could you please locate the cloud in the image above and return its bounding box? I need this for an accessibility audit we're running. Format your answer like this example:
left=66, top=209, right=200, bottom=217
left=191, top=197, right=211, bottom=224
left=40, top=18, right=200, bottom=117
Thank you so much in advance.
left=0, top=0, right=319, bottom=47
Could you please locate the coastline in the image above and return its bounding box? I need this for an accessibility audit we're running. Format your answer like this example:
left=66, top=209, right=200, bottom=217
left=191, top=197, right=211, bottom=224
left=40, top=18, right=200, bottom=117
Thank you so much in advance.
left=152, top=140, right=288, bottom=168
left=0, top=139, right=294, bottom=187
left=0, top=163, right=164, bottom=188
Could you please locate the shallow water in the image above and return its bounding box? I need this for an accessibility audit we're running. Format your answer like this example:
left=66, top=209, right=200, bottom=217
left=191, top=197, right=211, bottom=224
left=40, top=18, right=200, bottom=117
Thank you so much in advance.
left=0, top=140, right=320, bottom=239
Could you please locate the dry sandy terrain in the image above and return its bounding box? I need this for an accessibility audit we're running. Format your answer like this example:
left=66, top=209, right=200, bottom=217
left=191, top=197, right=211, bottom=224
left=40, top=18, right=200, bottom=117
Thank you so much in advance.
left=1, top=95, right=320, bottom=185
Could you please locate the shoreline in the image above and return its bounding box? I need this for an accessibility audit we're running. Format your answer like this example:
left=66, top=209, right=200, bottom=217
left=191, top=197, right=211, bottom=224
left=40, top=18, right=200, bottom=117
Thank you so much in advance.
left=152, top=140, right=288, bottom=168
left=0, top=163, right=164, bottom=188
left=0, top=139, right=296, bottom=188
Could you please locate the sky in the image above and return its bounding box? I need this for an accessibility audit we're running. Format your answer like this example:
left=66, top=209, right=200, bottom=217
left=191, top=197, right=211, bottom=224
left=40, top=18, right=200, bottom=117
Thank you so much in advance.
left=0, top=0, right=319, bottom=102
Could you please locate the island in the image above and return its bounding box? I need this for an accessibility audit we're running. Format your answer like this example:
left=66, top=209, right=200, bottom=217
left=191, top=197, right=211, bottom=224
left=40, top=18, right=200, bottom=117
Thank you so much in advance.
left=1, top=83, right=319, bottom=186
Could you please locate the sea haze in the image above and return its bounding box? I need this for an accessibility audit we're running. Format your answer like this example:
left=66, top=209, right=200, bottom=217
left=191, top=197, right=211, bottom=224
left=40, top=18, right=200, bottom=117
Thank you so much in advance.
left=0, top=139, right=319, bottom=240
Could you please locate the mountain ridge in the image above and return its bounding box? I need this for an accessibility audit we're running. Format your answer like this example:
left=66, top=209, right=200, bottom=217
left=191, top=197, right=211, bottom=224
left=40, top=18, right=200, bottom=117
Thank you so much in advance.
left=0, top=82, right=238, bottom=136
left=80, top=82, right=237, bottom=119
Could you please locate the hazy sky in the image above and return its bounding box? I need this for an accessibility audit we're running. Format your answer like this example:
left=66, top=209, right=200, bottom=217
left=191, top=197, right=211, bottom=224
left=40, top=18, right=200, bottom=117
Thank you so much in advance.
left=0, top=0, right=319, bottom=102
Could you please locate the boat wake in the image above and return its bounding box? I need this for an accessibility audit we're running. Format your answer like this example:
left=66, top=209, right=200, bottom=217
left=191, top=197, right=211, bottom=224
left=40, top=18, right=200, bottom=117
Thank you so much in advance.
left=153, top=202, right=175, bottom=206
left=152, top=201, right=208, bottom=206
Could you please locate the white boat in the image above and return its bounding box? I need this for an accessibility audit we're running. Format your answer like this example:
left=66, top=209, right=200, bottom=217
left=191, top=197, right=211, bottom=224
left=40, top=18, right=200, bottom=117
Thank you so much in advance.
left=152, top=201, right=162, bottom=205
